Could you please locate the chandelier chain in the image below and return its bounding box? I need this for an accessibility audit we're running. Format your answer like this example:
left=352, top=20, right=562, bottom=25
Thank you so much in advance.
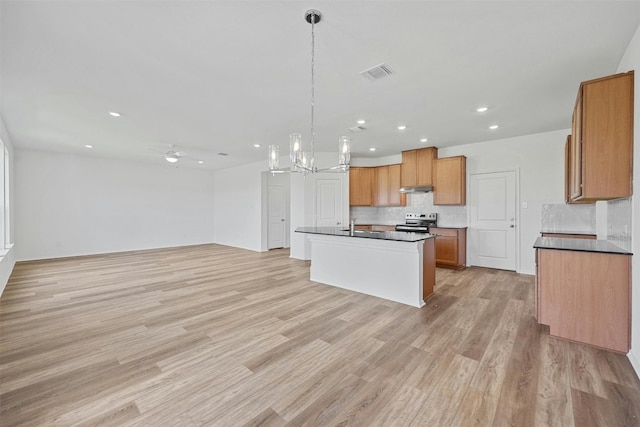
left=310, top=11, right=316, bottom=169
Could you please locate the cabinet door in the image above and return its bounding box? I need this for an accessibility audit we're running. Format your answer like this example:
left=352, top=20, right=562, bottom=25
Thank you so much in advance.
left=568, top=72, right=633, bottom=202
left=416, top=147, right=436, bottom=186
left=349, top=167, right=374, bottom=206
left=570, top=91, right=583, bottom=200
left=388, top=164, right=404, bottom=206
left=564, top=135, right=571, bottom=204
left=434, top=156, right=466, bottom=205
left=581, top=73, right=633, bottom=199
left=376, top=166, right=389, bottom=206
left=401, top=150, right=417, bottom=187
left=434, top=235, right=458, bottom=266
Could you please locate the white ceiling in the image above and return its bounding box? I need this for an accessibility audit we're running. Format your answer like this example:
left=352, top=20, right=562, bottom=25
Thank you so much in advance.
left=2, top=1, right=640, bottom=170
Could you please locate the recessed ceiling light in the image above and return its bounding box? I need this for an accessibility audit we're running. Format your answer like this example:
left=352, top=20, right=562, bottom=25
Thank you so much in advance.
left=420, top=138, right=428, bottom=143
left=108, top=111, right=121, bottom=117
left=84, top=144, right=93, bottom=148
left=253, top=144, right=260, bottom=148
left=397, top=125, right=407, bottom=131
left=476, top=106, right=489, bottom=113
left=489, top=124, right=499, bottom=130
left=369, top=147, right=376, bottom=152
left=357, top=119, right=366, bottom=125
left=198, top=160, right=204, bottom=164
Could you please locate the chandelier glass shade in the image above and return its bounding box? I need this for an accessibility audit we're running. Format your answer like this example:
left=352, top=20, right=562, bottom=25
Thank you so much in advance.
left=268, top=9, right=351, bottom=174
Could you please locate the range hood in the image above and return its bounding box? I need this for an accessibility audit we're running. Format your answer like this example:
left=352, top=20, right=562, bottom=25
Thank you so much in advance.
left=399, top=185, right=433, bottom=193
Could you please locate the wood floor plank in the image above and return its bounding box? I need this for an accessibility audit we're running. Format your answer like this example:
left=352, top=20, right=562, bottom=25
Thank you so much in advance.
left=1, top=244, right=638, bottom=426
left=535, top=335, right=574, bottom=427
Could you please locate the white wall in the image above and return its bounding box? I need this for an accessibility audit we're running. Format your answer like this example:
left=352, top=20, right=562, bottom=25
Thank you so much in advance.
left=0, top=116, right=16, bottom=295
left=617, top=23, right=640, bottom=374
left=15, top=149, right=215, bottom=260
left=212, top=159, right=267, bottom=252
left=438, top=129, right=567, bottom=275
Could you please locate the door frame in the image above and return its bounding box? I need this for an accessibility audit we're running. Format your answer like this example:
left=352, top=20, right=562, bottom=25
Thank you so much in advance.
left=261, top=171, right=291, bottom=252
left=467, top=168, right=520, bottom=273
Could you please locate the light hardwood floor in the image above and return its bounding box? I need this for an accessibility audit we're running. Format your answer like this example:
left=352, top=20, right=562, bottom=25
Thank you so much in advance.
left=1, top=244, right=639, bottom=426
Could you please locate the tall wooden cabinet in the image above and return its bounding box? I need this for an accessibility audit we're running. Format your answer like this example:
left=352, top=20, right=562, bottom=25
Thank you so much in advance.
left=401, top=147, right=437, bottom=187
left=433, top=156, right=466, bottom=205
left=567, top=71, right=634, bottom=202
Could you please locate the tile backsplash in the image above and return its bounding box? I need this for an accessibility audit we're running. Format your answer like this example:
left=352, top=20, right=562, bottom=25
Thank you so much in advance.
left=540, top=203, right=596, bottom=233
left=607, top=197, right=632, bottom=251
left=350, top=192, right=468, bottom=227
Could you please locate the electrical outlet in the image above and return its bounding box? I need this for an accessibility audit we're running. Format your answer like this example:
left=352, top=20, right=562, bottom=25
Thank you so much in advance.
left=522, top=202, right=528, bottom=209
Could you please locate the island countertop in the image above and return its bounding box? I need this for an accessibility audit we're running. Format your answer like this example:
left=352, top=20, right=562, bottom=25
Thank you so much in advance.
left=295, top=227, right=435, bottom=243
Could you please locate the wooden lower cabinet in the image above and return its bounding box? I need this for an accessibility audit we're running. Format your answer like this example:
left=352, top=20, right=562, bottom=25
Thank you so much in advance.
left=430, top=227, right=467, bottom=270
left=371, top=225, right=396, bottom=232
left=536, top=248, right=630, bottom=353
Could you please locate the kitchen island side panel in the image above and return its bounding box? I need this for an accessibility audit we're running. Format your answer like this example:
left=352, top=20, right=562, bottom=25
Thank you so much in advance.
left=306, top=234, right=428, bottom=308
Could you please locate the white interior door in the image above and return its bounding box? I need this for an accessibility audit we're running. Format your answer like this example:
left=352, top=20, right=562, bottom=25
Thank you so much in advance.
left=469, top=171, right=517, bottom=270
left=268, top=184, right=286, bottom=249
left=315, top=178, right=343, bottom=228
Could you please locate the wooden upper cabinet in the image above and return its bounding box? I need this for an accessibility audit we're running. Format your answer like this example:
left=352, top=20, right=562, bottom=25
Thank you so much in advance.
left=349, top=167, right=375, bottom=206
left=416, top=147, right=437, bottom=186
left=388, top=164, right=404, bottom=206
left=401, top=147, right=438, bottom=187
left=569, top=71, right=634, bottom=202
left=374, top=164, right=406, bottom=207
left=433, top=156, right=466, bottom=205
left=565, top=135, right=571, bottom=204
left=375, top=166, right=389, bottom=206
left=401, top=150, right=417, bottom=187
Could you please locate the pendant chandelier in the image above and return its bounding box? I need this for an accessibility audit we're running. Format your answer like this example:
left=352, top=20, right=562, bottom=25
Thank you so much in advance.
left=268, top=9, right=351, bottom=174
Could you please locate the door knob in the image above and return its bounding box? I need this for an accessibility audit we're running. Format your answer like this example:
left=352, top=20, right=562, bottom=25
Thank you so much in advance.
left=281, top=219, right=285, bottom=222
left=510, top=224, right=515, bottom=228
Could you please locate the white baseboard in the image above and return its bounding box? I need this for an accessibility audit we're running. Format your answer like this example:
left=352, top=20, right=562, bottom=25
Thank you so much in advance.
left=629, top=349, right=640, bottom=379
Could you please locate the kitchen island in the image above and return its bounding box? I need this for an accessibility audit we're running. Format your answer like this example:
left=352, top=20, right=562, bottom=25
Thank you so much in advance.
left=296, top=227, right=436, bottom=308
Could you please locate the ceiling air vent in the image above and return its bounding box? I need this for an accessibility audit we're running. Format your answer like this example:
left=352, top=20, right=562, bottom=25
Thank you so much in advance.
left=360, top=63, right=394, bottom=81
left=347, top=125, right=367, bottom=133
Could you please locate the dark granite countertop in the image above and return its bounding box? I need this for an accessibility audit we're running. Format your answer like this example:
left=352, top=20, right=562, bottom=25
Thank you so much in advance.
left=296, top=227, right=435, bottom=243
left=540, top=230, right=596, bottom=236
left=533, top=237, right=632, bottom=255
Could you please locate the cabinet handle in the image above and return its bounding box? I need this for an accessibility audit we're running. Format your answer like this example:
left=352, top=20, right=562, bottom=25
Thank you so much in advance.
left=510, top=225, right=515, bottom=228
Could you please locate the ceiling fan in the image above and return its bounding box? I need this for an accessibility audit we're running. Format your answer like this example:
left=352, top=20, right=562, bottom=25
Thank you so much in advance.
left=164, top=145, right=182, bottom=163
left=151, top=144, right=205, bottom=165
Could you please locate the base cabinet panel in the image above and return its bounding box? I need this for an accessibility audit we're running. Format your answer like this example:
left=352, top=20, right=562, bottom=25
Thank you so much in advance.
left=536, top=248, right=630, bottom=353
left=431, top=227, right=467, bottom=270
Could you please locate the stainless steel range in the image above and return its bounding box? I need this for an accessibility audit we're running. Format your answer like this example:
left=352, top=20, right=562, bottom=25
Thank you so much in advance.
left=395, top=213, right=437, bottom=233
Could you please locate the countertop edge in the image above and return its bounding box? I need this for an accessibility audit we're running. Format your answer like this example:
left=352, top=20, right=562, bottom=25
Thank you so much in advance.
left=533, top=237, right=632, bottom=255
